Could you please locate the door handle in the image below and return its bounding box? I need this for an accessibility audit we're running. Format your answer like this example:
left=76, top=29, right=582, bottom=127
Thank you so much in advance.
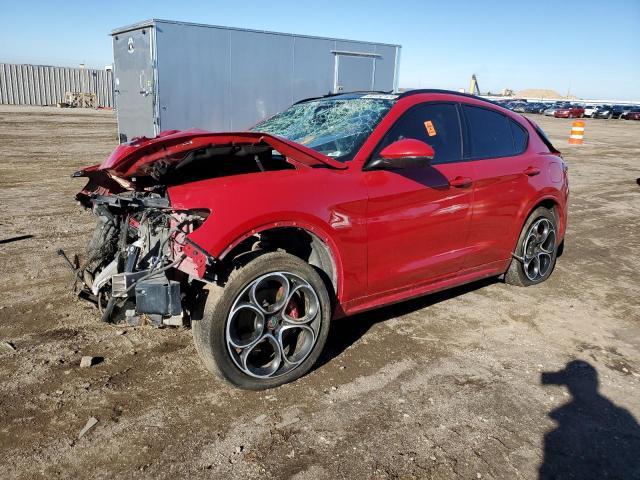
left=449, top=176, right=473, bottom=188
left=523, top=166, right=541, bottom=176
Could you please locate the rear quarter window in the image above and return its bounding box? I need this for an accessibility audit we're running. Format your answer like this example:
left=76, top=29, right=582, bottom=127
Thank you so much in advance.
left=509, top=119, right=528, bottom=154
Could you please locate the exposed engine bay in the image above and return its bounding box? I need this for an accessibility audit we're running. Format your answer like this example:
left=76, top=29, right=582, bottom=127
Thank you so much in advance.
left=61, top=191, right=209, bottom=326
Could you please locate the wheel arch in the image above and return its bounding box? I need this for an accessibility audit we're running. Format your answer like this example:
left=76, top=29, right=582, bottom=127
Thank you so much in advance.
left=533, top=197, right=561, bottom=217
left=513, top=195, right=564, bottom=252
left=217, top=222, right=342, bottom=302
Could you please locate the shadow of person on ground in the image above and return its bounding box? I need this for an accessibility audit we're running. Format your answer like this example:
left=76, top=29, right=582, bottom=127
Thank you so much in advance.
left=540, top=360, right=640, bottom=479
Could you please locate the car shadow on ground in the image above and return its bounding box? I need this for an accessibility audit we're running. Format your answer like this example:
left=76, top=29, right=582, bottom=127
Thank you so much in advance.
left=316, top=277, right=497, bottom=370
left=539, top=360, right=640, bottom=479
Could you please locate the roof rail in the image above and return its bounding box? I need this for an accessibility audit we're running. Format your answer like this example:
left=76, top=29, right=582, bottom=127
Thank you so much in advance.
left=398, top=89, right=502, bottom=106
left=294, top=90, right=394, bottom=105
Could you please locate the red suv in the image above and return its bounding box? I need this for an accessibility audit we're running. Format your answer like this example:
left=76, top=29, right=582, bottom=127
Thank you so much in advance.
left=70, top=90, right=568, bottom=389
left=554, top=105, right=585, bottom=118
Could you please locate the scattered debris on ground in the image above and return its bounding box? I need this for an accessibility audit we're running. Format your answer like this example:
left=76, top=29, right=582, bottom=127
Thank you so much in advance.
left=79, top=356, right=102, bottom=368
left=78, top=417, right=99, bottom=439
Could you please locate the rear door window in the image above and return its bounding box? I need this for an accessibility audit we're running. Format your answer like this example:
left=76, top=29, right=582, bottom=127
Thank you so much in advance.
left=463, top=105, right=531, bottom=158
left=372, top=102, right=463, bottom=165
left=463, top=105, right=515, bottom=159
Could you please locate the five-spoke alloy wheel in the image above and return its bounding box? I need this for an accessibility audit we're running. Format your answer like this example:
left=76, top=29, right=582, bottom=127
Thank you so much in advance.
left=522, top=218, right=556, bottom=281
left=193, top=252, right=331, bottom=390
left=505, top=207, right=559, bottom=286
left=226, top=271, right=322, bottom=379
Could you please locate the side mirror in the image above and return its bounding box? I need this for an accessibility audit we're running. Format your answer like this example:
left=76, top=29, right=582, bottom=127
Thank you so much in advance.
left=366, top=139, right=435, bottom=170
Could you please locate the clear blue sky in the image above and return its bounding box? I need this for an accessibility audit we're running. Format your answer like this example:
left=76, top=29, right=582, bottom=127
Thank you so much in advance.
left=1, top=0, right=638, bottom=100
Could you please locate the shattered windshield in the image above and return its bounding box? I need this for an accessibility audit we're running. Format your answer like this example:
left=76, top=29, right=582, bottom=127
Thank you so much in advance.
left=252, top=96, right=395, bottom=162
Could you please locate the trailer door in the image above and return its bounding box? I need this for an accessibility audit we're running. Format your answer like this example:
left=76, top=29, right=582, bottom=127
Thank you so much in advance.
left=113, top=28, right=155, bottom=142
left=333, top=52, right=379, bottom=93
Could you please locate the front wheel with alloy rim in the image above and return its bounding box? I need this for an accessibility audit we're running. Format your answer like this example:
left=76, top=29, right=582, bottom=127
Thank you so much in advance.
left=192, top=252, right=331, bottom=389
left=505, top=207, right=559, bottom=286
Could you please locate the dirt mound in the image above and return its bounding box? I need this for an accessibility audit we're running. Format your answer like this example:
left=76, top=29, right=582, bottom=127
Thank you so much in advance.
left=517, top=88, right=568, bottom=99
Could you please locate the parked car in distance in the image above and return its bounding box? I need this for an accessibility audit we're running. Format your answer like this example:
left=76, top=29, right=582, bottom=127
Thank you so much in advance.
left=593, top=105, right=614, bottom=119
left=523, top=103, right=542, bottom=114
left=512, top=103, right=527, bottom=113
left=624, top=108, right=640, bottom=120
left=554, top=105, right=585, bottom=118
left=620, top=105, right=636, bottom=119
left=68, top=90, right=568, bottom=389
left=610, top=105, right=628, bottom=119
left=584, top=105, right=601, bottom=117
left=544, top=102, right=570, bottom=116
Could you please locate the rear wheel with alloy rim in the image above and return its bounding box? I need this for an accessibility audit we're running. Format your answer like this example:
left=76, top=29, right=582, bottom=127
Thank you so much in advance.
left=192, top=252, right=331, bottom=389
left=505, top=207, right=559, bottom=286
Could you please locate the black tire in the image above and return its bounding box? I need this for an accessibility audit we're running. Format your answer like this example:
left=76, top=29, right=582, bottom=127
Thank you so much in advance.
left=504, top=207, right=559, bottom=287
left=192, top=251, right=331, bottom=390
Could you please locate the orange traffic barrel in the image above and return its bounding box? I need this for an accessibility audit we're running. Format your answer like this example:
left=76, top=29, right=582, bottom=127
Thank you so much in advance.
left=568, top=120, right=585, bottom=144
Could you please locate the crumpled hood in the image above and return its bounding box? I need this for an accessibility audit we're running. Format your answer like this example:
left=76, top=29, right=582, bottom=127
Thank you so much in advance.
left=93, top=129, right=347, bottom=178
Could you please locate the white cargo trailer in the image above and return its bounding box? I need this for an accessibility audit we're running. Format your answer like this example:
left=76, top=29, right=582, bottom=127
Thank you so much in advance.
left=111, top=19, right=401, bottom=142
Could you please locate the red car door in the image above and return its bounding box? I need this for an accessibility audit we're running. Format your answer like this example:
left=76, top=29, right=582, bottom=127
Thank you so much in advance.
left=364, top=102, right=474, bottom=296
left=459, top=103, right=537, bottom=269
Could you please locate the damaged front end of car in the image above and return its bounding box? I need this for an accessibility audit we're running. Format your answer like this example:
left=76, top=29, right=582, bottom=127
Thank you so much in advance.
left=63, top=184, right=212, bottom=326
left=62, top=129, right=342, bottom=326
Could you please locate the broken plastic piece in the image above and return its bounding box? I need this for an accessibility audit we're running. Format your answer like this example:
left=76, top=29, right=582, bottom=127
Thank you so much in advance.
left=78, top=417, right=98, bottom=439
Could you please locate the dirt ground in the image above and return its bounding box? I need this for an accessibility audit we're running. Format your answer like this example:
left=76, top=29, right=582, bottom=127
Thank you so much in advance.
left=0, top=105, right=638, bottom=479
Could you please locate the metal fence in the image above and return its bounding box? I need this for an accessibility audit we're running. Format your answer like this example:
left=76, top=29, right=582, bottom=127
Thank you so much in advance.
left=0, top=63, right=114, bottom=107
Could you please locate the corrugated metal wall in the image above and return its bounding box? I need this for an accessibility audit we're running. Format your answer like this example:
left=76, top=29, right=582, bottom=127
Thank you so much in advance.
left=0, top=63, right=114, bottom=107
